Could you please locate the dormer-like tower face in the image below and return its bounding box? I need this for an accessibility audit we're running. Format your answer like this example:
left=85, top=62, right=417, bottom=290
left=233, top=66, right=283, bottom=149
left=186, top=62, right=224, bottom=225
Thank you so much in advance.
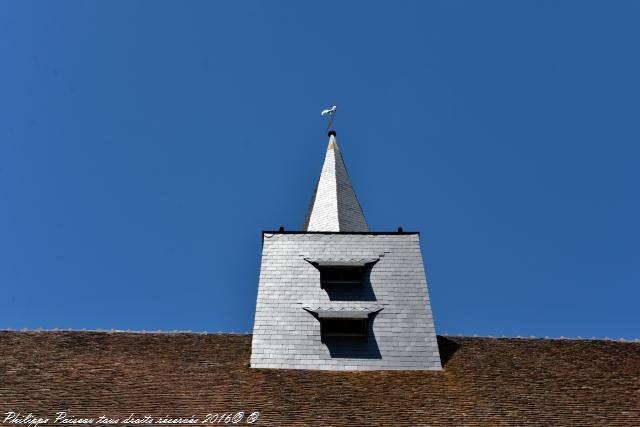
left=251, top=131, right=441, bottom=371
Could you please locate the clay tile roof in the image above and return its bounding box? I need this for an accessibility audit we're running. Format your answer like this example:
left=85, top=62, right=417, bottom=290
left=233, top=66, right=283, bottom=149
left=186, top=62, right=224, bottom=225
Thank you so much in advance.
left=1, top=331, right=639, bottom=426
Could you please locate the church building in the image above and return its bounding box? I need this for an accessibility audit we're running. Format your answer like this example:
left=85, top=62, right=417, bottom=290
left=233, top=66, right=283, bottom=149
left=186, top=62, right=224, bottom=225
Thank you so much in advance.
left=0, top=125, right=639, bottom=426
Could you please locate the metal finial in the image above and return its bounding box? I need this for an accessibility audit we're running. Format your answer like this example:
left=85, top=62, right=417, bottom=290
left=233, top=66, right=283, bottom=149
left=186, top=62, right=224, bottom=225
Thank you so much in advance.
left=321, top=105, right=337, bottom=133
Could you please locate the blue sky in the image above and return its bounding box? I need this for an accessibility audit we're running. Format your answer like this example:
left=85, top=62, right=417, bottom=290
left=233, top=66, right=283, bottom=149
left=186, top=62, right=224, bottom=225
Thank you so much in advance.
left=1, top=1, right=638, bottom=338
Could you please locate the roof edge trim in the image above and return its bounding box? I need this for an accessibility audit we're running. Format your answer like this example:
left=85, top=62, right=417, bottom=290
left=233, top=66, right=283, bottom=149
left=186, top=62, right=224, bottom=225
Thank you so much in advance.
left=263, top=230, right=419, bottom=235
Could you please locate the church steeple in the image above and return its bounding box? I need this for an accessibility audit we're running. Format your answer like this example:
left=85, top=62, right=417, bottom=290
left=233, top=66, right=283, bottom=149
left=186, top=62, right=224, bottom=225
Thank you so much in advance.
left=251, top=121, right=441, bottom=371
left=303, top=131, right=369, bottom=232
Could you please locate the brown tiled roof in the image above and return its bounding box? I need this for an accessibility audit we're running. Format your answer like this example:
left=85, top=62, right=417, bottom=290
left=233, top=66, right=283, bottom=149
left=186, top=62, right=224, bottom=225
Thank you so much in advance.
left=1, top=331, right=639, bottom=426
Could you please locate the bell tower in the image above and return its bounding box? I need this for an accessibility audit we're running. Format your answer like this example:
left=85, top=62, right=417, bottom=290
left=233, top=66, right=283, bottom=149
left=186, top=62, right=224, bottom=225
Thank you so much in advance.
left=250, top=128, right=441, bottom=371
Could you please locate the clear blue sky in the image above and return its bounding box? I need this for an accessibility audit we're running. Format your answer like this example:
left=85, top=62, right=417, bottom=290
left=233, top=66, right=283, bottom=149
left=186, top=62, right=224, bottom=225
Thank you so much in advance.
left=1, top=1, right=638, bottom=338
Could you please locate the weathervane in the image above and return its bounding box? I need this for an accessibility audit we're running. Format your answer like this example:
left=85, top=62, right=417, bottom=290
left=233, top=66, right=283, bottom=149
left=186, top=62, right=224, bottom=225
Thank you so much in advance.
left=321, top=105, right=337, bottom=133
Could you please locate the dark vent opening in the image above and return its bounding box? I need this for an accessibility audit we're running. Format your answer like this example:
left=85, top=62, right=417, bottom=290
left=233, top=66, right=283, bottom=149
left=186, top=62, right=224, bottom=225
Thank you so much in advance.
left=320, top=318, right=367, bottom=341
left=320, top=266, right=363, bottom=287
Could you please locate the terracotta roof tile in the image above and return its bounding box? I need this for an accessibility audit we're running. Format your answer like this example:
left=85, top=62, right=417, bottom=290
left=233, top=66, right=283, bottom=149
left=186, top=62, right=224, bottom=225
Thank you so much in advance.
left=1, top=331, right=639, bottom=426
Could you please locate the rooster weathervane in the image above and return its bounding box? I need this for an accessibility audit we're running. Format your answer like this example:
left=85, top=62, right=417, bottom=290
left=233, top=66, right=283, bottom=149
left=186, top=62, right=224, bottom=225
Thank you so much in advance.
left=321, top=105, right=337, bottom=133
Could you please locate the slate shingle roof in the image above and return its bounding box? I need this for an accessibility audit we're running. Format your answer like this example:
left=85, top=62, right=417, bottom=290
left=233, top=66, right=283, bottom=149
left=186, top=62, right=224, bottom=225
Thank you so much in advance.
left=251, top=232, right=441, bottom=370
left=303, top=133, right=368, bottom=232
left=1, top=331, right=639, bottom=426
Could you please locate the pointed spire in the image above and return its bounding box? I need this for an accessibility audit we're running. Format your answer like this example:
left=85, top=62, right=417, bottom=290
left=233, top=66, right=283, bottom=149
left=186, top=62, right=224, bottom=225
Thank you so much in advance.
left=303, top=131, right=369, bottom=232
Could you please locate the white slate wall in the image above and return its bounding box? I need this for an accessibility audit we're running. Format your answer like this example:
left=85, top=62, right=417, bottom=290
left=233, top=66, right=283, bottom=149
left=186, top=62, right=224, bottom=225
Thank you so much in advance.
left=250, top=233, right=442, bottom=370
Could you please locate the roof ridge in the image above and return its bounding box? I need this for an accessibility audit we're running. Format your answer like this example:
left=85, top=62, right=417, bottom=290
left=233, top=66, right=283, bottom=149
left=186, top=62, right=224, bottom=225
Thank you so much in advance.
left=440, top=334, right=640, bottom=342
left=2, top=330, right=638, bottom=342
left=0, top=328, right=251, bottom=335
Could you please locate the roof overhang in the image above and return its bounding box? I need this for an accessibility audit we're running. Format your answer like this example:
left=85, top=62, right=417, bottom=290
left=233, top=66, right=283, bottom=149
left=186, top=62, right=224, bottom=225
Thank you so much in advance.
left=304, top=257, right=379, bottom=267
left=303, top=307, right=383, bottom=319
